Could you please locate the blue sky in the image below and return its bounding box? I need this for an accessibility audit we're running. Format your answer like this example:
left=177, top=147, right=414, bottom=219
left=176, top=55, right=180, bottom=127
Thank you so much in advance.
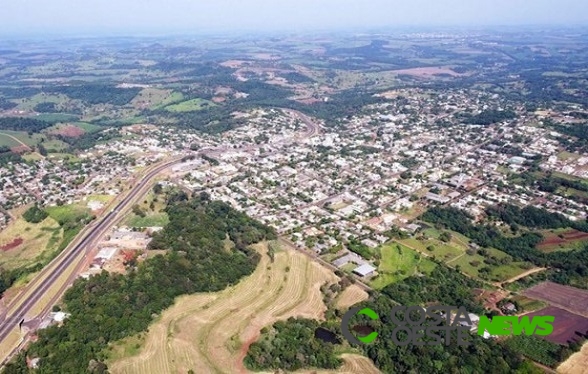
left=1, top=0, right=587, bottom=36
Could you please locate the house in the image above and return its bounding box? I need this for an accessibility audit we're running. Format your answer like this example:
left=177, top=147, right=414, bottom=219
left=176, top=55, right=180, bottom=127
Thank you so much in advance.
left=353, top=264, right=377, bottom=277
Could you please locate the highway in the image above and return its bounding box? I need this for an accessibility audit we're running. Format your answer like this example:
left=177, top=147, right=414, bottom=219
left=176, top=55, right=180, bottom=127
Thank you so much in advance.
left=0, top=157, right=183, bottom=364
left=0, top=108, right=320, bottom=365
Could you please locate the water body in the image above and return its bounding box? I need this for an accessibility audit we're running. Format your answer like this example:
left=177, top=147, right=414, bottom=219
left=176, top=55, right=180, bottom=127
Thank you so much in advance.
left=314, top=327, right=341, bottom=344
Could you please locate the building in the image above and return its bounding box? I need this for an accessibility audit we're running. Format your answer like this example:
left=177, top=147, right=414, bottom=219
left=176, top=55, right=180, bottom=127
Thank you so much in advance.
left=353, top=264, right=377, bottom=277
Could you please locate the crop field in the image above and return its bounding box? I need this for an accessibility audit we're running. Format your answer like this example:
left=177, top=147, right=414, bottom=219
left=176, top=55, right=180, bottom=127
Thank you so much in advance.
left=510, top=295, right=548, bottom=312
left=537, top=229, right=588, bottom=253
left=334, top=284, right=369, bottom=311
left=523, top=281, right=588, bottom=317
left=108, top=243, right=345, bottom=374
left=0, top=216, right=61, bottom=270
left=370, top=243, right=436, bottom=289
left=524, top=306, right=588, bottom=345
left=164, top=98, right=215, bottom=112
left=559, top=341, right=588, bottom=374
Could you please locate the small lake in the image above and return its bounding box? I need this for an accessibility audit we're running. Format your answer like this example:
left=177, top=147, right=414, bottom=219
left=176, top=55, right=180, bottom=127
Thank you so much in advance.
left=314, top=327, right=341, bottom=344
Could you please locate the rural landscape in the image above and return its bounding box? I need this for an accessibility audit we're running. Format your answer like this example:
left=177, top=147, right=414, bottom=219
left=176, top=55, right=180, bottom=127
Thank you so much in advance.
left=0, top=13, right=588, bottom=374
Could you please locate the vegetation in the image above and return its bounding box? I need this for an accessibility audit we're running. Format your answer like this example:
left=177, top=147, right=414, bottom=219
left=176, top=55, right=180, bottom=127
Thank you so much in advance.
left=22, top=205, right=49, bottom=223
left=0, top=117, right=52, bottom=133
left=3, top=196, right=274, bottom=373
left=245, top=318, right=342, bottom=371
left=46, top=85, right=141, bottom=106
left=505, top=335, right=573, bottom=367
left=421, top=206, right=588, bottom=288
left=248, top=265, right=542, bottom=374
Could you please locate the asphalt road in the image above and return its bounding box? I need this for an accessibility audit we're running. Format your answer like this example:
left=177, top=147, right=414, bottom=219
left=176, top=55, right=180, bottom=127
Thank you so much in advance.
left=0, top=108, right=320, bottom=364
left=0, top=158, right=182, bottom=358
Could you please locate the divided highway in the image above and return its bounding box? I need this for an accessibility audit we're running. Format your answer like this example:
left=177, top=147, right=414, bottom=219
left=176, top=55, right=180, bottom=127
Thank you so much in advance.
left=0, top=108, right=321, bottom=365
left=0, top=157, right=183, bottom=364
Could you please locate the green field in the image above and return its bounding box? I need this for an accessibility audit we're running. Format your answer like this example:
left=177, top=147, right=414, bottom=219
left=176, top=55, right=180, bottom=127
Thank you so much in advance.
left=449, top=246, right=533, bottom=282
left=370, top=243, right=437, bottom=289
left=0, top=130, right=44, bottom=146
left=0, top=133, right=22, bottom=147
left=45, top=204, right=92, bottom=226
left=164, top=98, right=216, bottom=112
left=73, top=122, right=103, bottom=132
left=400, top=237, right=463, bottom=261
left=126, top=213, right=169, bottom=228
left=153, top=91, right=184, bottom=110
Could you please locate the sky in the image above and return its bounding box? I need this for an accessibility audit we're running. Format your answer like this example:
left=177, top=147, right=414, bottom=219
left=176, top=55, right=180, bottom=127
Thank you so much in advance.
left=1, top=0, right=587, bottom=36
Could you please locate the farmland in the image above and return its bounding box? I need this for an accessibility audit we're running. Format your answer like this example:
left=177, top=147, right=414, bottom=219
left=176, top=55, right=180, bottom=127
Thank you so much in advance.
left=523, top=281, right=588, bottom=317
left=536, top=229, right=588, bottom=253
left=523, top=306, right=588, bottom=345
left=108, top=242, right=345, bottom=374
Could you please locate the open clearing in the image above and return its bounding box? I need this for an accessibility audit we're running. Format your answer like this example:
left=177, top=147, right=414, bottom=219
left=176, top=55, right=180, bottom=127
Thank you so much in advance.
left=108, top=243, right=376, bottom=374
left=559, top=341, right=588, bottom=374
left=164, top=98, right=216, bottom=112
left=370, top=243, right=436, bottom=289
left=0, top=216, right=61, bottom=270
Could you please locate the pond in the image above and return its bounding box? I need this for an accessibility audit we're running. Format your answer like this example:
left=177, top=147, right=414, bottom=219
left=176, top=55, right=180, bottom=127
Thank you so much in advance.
left=314, top=327, right=341, bottom=344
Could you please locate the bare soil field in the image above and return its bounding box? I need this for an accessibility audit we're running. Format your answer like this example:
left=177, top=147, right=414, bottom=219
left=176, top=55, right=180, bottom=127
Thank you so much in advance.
left=523, top=281, right=588, bottom=317
left=0, top=238, right=23, bottom=252
left=524, top=306, right=588, bottom=345
left=391, top=67, right=464, bottom=77
left=537, top=229, right=588, bottom=252
left=559, top=341, right=588, bottom=374
left=108, top=243, right=372, bottom=374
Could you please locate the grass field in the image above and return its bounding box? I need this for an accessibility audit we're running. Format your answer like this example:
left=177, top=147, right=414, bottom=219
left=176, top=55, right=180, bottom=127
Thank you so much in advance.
left=153, top=91, right=184, bottom=110
left=164, top=98, right=216, bottom=112
left=0, top=216, right=62, bottom=270
left=108, top=243, right=345, bottom=374
left=45, top=204, right=92, bottom=225
left=370, top=243, right=437, bottom=289
left=0, top=130, right=44, bottom=146
left=124, top=191, right=168, bottom=228
left=0, top=133, right=22, bottom=147
left=73, top=122, right=103, bottom=132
